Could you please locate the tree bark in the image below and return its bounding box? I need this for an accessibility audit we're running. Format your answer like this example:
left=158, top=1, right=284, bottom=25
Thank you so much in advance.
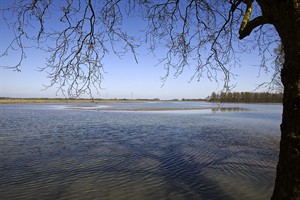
left=257, top=1, right=300, bottom=199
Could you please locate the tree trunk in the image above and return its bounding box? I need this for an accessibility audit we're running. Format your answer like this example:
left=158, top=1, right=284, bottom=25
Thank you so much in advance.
left=257, top=1, right=300, bottom=199
left=272, top=41, right=300, bottom=199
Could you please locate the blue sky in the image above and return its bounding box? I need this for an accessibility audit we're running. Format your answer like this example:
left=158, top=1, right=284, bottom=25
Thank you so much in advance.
left=0, top=1, right=277, bottom=100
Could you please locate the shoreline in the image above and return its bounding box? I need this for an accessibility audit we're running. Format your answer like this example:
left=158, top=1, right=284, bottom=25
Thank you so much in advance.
left=0, top=98, right=163, bottom=104
left=0, top=98, right=282, bottom=105
left=66, top=106, right=250, bottom=112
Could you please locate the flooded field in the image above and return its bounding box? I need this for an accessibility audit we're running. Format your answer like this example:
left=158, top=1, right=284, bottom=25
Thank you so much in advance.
left=0, top=102, right=281, bottom=199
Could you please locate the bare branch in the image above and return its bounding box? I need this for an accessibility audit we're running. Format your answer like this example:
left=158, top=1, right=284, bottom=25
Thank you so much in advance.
left=0, top=0, right=280, bottom=97
left=1, top=0, right=142, bottom=97
left=239, top=15, right=270, bottom=39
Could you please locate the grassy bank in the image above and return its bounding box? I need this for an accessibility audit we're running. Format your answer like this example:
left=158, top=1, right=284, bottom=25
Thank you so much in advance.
left=0, top=98, right=144, bottom=104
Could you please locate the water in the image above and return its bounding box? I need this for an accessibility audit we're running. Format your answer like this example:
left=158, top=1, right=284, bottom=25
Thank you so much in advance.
left=0, top=102, right=282, bottom=200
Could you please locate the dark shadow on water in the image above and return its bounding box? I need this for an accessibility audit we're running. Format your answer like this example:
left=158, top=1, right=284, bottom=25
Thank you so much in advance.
left=103, top=129, right=238, bottom=200
left=157, top=145, right=234, bottom=200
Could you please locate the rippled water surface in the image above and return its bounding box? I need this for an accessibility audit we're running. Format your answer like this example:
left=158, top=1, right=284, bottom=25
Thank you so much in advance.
left=0, top=102, right=281, bottom=200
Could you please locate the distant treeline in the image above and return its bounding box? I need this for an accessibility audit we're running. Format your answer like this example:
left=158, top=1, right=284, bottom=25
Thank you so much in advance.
left=208, top=92, right=283, bottom=103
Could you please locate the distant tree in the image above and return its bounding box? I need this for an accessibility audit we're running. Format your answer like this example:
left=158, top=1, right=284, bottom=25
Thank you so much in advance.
left=1, top=1, right=300, bottom=199
left=210, top=92, right=217, bottom=102
left=233, top=92, right=239, bottom=102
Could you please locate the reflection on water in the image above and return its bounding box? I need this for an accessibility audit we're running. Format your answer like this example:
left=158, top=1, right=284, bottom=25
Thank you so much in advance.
left=0, top=102, right=281, bottom=199
left=211, top=107, right=250, bottom=112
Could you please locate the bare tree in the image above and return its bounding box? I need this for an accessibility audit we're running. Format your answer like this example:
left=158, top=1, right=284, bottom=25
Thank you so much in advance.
left=257, top=44, right=284, bottom=92
left=1, top=0, right=300, bottom=199
left=272, top=44, right=284, bottom=92
left=1, top=0, right=140, bottom=97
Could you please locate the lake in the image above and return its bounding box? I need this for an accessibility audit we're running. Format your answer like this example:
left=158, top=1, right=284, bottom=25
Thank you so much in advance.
left=0, top=101, right=282, bottom=200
